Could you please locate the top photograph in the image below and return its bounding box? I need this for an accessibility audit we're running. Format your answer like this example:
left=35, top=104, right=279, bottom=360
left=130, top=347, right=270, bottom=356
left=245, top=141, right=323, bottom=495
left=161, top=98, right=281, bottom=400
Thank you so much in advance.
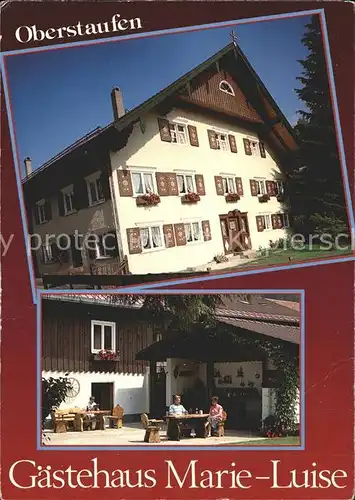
left=3, top=12, right=354, bottom=294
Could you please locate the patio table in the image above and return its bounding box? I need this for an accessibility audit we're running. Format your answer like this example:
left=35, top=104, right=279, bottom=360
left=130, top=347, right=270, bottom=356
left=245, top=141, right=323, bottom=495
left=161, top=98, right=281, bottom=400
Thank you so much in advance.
left=73, top=410, right=111, bottom=432
left=166, top=413, right=210, bottom=441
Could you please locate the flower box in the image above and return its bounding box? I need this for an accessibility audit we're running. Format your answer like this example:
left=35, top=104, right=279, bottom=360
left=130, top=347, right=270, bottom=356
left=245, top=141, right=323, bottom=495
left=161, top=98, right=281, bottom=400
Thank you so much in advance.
left=93, top=350, right=119, bottom=361
left=276, top=194, right=285, bottom=202
left=258, top=194, right=270, bottom=203
left=225, top=193, right=240, bottom=203
left=181, top=192, right=201, bottom=204
left=136, top=193, right=161, bottom=206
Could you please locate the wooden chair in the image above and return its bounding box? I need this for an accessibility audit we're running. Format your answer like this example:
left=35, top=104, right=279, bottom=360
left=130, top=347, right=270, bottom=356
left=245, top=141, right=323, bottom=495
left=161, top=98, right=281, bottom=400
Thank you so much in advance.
left=217, top=411, right=227, bottom=437
left=52, top=408, right=80, bottom=433
left=106, top=405, right=124, bottom=429
left=140, top=413, right=163, bottom=443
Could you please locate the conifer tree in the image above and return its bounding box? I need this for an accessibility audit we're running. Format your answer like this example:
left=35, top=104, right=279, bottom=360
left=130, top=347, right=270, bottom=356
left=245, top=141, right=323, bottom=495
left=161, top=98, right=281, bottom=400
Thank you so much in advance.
left=290, top=15, right=348, bottom=242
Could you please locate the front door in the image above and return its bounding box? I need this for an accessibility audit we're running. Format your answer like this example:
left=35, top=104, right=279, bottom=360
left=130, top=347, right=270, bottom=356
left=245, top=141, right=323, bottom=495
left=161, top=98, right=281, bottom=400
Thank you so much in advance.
left=149, top=361, right=167, bottom=418
left=91, top=382, right=114, bottom=411
left=219, top=213, right=251, bottom=254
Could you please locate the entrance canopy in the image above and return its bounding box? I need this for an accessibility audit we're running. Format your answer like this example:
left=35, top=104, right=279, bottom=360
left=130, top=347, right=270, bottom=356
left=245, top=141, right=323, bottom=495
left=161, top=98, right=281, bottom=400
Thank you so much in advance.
left=136, top=329, right=268, bottom=362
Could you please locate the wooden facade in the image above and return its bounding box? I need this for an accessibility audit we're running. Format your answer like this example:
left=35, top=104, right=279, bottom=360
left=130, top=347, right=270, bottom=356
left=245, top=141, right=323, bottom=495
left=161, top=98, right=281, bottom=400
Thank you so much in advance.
left=42, top=299, right=160, bottom=374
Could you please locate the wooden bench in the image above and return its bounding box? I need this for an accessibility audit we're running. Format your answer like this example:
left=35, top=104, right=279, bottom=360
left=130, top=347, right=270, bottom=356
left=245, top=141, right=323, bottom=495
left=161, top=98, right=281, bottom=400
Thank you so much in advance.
left=106, top=405, right=124, bottom=429
left=140, top=413, right=163, bottom=443
left=51, top=408, right=83, bottom=433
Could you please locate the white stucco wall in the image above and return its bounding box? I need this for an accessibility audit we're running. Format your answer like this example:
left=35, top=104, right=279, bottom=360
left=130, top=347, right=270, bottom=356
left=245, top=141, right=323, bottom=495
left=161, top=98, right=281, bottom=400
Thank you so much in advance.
left=165, top=358, right=207, bottom=406
left=43, top=369, right=149, bottom=415
left=214, top=361, right=263, bottom=389
left=110, top=108, right=289, bottom=273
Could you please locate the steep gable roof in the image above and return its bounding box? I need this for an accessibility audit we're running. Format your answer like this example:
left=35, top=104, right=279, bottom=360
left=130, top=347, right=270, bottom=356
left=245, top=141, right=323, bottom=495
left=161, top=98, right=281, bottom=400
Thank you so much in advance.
left=23, top=41, right=298, bottom=185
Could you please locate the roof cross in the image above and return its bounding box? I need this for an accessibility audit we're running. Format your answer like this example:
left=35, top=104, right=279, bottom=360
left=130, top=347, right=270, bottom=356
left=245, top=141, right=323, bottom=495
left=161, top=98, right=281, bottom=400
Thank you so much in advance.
left=230, top=30, right=238, bottom=47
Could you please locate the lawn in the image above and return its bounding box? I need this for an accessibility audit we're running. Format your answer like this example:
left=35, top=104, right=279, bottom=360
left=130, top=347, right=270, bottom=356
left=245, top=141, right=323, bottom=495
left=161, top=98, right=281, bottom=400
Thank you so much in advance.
left=232, top=436, right=300, bottom=446
left=216, top=245, right=353, bottom=273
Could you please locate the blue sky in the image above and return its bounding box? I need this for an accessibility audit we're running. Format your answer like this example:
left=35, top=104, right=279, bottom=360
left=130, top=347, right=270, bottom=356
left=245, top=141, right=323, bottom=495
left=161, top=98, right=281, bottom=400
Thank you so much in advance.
left=5, top=14, right=312, bottom=176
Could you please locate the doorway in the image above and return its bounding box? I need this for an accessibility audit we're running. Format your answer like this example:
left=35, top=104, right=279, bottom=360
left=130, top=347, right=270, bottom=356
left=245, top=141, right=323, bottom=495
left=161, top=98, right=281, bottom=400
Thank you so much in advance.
left=149, top=361, right=167, bottom=418
left=219, top=211, right=251, bottom=254
left=70, top=234, right=83, bottom=268
left=91, top=382, right=114, bottom=411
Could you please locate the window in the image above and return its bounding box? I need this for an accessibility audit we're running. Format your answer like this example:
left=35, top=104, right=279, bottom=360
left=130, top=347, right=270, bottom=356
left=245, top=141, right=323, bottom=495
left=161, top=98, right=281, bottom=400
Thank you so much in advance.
left=259, top=214, right=272, bottom=231
left=222, top=176, right=236, bottom=194
left=280, top=213, right=290, bottom=227
left=169, top=122, right=187, bottom=144
left=41, top=242, right=56, bottom=263
left=275, top=181, right=284, bottom=196
left=86, top=174, right=104, bottom=206
left=36, top=200, right=47, bottom=224
left=184, top=221, right=202, bottom=243
left=62, top=185, right=75, bottom=215
left=131, top=172, right=155, bottom=195
left=215, top=133, right=229, bottom=151
left=91, top=320, right=116, bottom=353
left=177, top=174, right=195, bottom=194
left=255, top=179, right=266, bottom=195
left=140, top=226, right=164, bottom=251
left=87, top=232, right=118, bottom=260
left=219, top=80, right=235, bottom=96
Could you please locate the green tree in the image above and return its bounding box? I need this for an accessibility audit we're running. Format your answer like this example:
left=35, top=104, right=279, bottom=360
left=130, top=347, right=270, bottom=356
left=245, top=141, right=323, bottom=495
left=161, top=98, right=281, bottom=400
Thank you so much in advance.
left=42, top=375, right=73, bottom=426
left=290, top=15, right=348, bottom=241
left=109, top=294, right=223, bottom=331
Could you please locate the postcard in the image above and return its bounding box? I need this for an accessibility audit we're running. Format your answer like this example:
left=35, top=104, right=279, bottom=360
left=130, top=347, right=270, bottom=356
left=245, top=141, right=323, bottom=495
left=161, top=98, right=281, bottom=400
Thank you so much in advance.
left=1, top=1, right=354, bottom=499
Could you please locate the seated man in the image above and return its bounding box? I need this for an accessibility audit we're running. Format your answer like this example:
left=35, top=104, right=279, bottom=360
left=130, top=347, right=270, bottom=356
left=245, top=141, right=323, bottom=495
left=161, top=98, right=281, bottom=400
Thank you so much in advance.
left=168, top=395, right=187, bottom=415
left=207, top=396, right=223, bottom=436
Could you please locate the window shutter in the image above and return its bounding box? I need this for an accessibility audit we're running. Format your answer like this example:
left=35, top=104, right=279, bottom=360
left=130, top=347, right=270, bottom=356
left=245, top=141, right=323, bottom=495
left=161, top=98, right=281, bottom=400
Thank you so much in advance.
left=249, top=179, right=258, bottom=196
left=166, top=172, right=179, bottom=196
left=256, top=216, right=264, bottom=232
left=126, top=228, right=142, bottom=254
left=34, top=205, right=40, bottom=225
left=266, top=181, right=276, bottom=196
left=73, top=180, right=89, bottom=210
left=214, top=176, right=224, bottom=195
left=195, top=174, right=205, bottom=195
left=259, top=141, right=266, bottom=158
left=277, top=214, right=284, bottom=229
left=271, top=214, right=278, bottom=229
left=58, top=192, right=65, bottom=216
left=163, top=224, right=176, bottom=248
left=228, top=134, right=238, bottom=153
left=207, top=129, right=218, bottom=149
left=174, top=223, right=187, bottom=246
left=100, top=171, right=111, bottom=200
left=117, top=170, right=133, bottom=197
left=243, top=138, right=252, bottom=155
left=157, top=118, right=172, bottom=142
left=187, top=125, right=199, bottom=147
left=202, top=220, right=212, bottom=241
left=235, top=177, right=244, bottom=196
left=44, top=200, right=52, bottom=221
left=156, top=172, right=169, bottom=196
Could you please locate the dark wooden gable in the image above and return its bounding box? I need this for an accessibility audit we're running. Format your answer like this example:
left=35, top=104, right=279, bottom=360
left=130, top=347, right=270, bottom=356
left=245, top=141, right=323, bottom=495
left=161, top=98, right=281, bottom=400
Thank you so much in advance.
left=42, top=299, right=158, bottom=375
left=178, top=59, right=263, bottom=124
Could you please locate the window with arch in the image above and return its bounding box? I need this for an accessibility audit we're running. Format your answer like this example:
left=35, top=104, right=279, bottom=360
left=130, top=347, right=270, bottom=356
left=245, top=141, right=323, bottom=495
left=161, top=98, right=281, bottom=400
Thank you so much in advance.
left=219, top=80, right=235, bottom=96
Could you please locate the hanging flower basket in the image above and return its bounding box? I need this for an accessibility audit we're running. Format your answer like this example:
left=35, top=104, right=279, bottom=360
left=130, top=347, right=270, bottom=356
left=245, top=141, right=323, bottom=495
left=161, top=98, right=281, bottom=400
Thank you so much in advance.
left=225, top=193, right=240, bottom=203
left=258, top=194, right=270, bottom=203
left=136, top=193, right=161, bottom=206
left=93, top=349, right=119, bottom=361
left=181, top=192, right=200, bottom=204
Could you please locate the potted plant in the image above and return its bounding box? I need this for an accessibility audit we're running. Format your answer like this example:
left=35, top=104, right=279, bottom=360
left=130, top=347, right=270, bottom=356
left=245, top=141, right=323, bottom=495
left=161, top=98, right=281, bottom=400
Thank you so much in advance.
left=258, top=194, right=270, bottom=203
left=181, top=192, right=200, bottom=204
left=136, top=192, right=161, bottom=206
left=225, top=192, right=240, bottom=203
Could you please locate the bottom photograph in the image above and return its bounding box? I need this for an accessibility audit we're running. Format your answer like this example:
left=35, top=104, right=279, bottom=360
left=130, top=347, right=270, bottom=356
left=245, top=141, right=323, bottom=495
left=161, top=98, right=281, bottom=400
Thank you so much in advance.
left=40, top=292, right=302, bottom=447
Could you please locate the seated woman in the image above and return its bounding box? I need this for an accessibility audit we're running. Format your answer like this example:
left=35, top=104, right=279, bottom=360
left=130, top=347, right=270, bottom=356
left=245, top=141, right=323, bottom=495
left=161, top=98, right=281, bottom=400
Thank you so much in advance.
left=208, top=396, right=223, bottom=436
